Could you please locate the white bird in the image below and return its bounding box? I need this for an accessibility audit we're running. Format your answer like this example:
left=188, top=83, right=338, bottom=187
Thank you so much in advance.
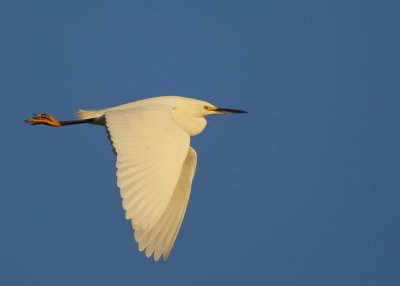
left=25, top=96, right=246, bottom=261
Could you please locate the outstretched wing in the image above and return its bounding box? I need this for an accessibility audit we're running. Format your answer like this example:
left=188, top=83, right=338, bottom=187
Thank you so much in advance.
left=105, top=106, right=195, bottom=260
left=135, top=147, right=197, bottom=261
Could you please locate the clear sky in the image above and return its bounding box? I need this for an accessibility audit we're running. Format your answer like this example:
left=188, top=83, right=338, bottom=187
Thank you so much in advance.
left=1, top=1, right=399, bottom=285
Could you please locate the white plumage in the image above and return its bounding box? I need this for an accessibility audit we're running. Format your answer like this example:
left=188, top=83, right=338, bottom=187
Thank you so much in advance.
left=26, top=96, right=246, bottom=261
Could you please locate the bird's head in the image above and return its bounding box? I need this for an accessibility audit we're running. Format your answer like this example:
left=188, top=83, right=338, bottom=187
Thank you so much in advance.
left=167, top=96, right=247, bottom=136
left=174, top=97, right=247, bottom=117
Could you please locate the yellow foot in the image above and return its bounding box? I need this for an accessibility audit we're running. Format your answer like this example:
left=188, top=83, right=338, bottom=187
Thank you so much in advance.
left=25, top=113, right=61, bottom=127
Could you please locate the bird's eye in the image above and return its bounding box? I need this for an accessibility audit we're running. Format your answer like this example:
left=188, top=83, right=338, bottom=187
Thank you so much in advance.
left=204, top=105, right=208, bottom=110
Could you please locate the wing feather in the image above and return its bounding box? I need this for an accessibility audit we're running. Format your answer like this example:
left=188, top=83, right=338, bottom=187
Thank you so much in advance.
left=138, top=147, right=197, bottom=261
left=105, top=106, right=197, bottom=261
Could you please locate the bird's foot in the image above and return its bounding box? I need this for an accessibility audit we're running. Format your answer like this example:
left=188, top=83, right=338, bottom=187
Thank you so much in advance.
left=25, top=113, right=61, bottom=127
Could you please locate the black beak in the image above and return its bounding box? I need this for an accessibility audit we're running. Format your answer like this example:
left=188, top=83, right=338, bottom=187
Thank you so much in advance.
left=214, top=108, right=248, bottom=114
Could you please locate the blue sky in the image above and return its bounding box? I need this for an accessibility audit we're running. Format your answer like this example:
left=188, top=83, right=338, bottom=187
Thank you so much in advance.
left=1, top=1, right=399, bottom=285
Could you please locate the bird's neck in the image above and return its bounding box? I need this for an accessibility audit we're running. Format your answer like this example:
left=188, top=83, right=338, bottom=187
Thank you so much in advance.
left=171, top=110, right=207, bottom=136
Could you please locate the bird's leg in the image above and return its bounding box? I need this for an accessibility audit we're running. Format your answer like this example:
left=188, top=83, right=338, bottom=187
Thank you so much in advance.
left=25, top=113, right=99, bottom=127
left=25, top=113, right=62, bottom=127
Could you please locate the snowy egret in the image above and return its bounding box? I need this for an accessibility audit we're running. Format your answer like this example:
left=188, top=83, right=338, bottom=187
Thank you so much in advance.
left=25, top=96, right=247, bottom=261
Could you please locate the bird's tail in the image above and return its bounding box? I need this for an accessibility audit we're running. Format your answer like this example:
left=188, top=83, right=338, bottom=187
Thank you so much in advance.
left=75, top=109, right=105, bottom=120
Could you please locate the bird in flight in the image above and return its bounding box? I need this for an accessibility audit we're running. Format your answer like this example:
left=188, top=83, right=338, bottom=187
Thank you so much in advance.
left=25, top=96, right=246, bottom=261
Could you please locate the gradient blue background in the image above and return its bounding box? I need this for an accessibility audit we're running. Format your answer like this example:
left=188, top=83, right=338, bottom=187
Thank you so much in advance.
left=1, top=1, right=399, bottom=285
